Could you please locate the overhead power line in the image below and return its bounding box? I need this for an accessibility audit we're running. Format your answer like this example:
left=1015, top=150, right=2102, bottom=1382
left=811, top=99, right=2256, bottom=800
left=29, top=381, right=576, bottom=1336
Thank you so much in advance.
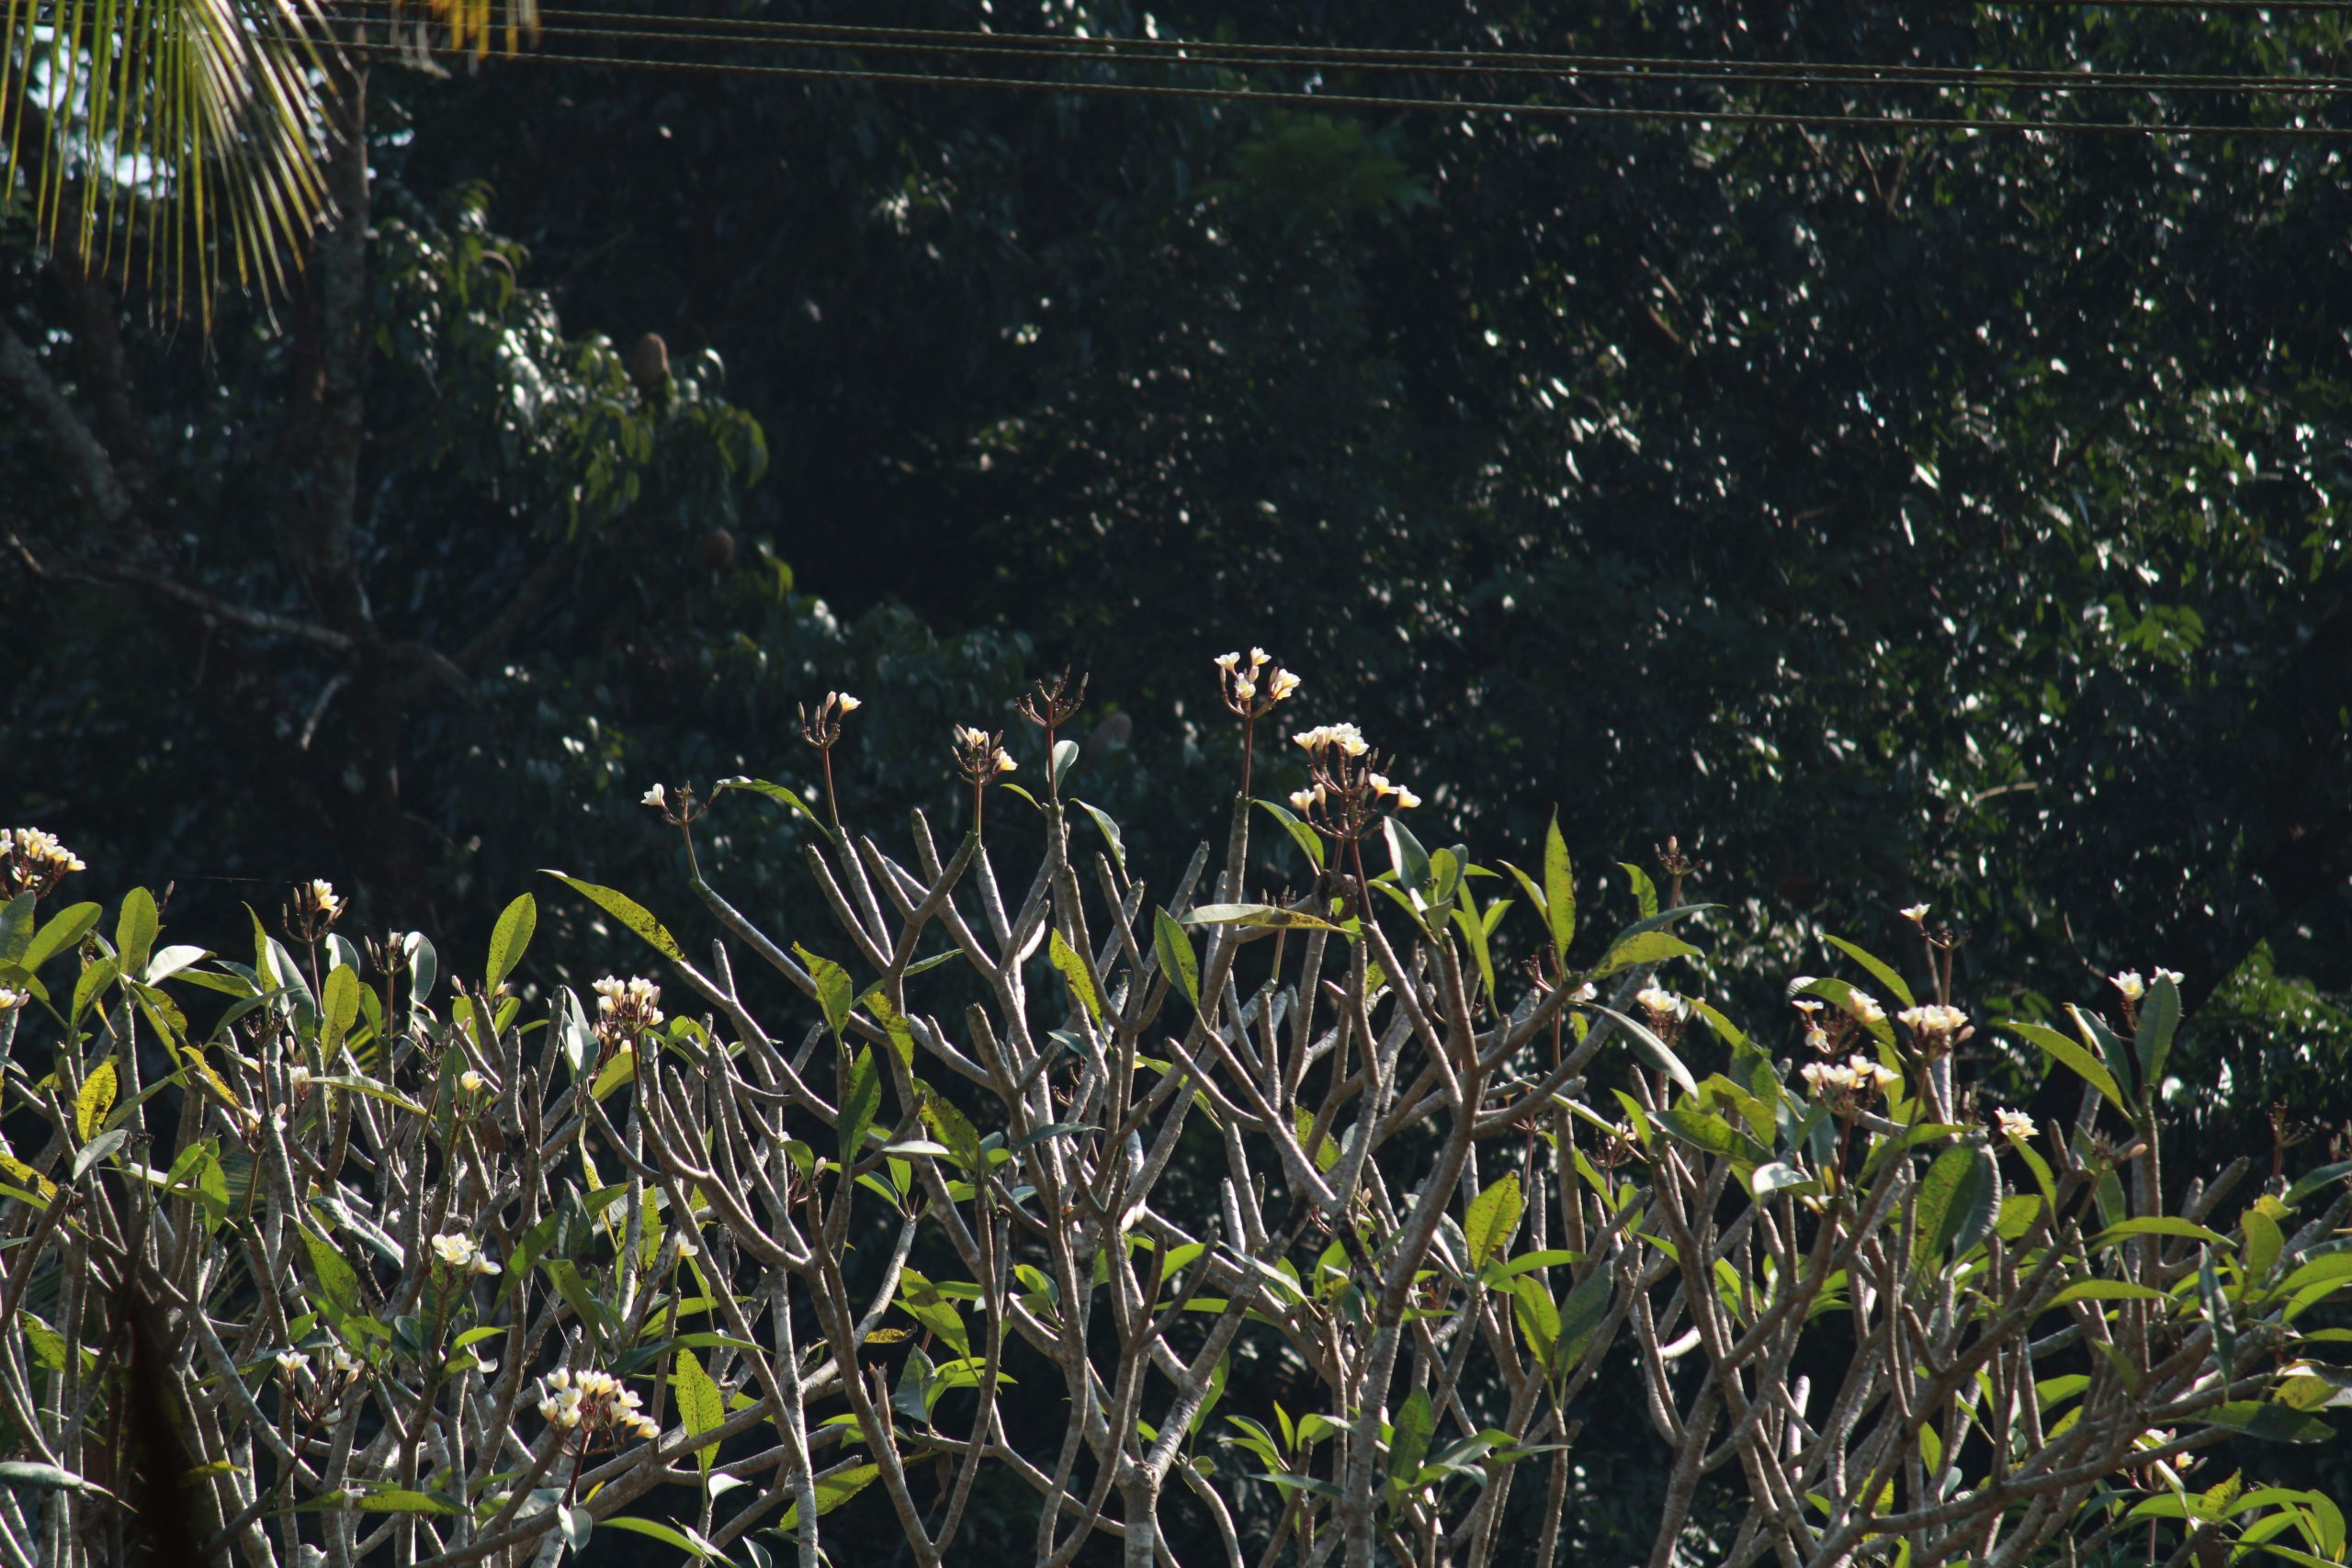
left=340, top=33, right=2350, bottom=137
left=333, top=7, right=2352, bottom=96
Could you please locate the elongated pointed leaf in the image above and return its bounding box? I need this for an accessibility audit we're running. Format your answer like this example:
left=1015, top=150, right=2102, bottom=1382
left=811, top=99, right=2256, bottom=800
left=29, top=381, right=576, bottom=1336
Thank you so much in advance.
left=544, top=872, right=683, bottom=963
left=485, top=892, right=536, bottom=994
left=1154, top=908, right=1201, bottom=1010
left=1543, top=813, right=1575, bottom=958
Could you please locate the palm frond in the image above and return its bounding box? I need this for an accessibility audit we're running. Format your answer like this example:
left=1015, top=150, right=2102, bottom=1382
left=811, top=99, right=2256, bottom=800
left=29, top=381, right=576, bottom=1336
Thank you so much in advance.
left=2, top=0, right=536, bottom=319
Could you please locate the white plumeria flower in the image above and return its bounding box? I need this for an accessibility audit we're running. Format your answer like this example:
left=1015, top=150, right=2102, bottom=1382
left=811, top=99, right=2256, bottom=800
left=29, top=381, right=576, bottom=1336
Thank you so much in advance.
left=1213, top=651, right=1241, bottom=672
left=1288, top=787, right=1319, bottom=814
left=431, top=1234, right=481, bottom=1271
left=1266, top=668, right=1302, bottom=701
left=0, top=988, right=25, bottom=1012
left=1899, top=903, right=1929, bottom=924
left=459, top=1069, right=486, bottom=1094
left=307, top=880, right=345, bottom=920
left=1634, top=986, right=1684, bottom=1020
left=1994, top=1107, right=2035, bottom=1140
left=288, top=1065, right=314, bottom=1093
left=2152, top=966, right=2183, bottom=987
left=834, top=693, right=862, bottom=713
left=640, top=783, right=667, bottom=808
left=2109, top=971, right=2145, bottom=1001
left=1844, top=991, right=1886, bottom=1026
left=275, top=1349, right=311, bottom=1379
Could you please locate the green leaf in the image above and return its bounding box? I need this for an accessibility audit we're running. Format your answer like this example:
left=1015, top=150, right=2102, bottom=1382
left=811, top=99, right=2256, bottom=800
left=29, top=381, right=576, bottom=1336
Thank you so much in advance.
left=1590, top=1004, right=1698, bottom=1097
left=1450, top=900, right=1498, bottom=1015
left=2047, top=1280, right=2169, bottom=1305
left=75, top=1061, right=119, bottom=1142
left=673, top=1345, right=725, bottom=1474
left=917, top=1085, right=986, bottom=1175
left=1051, top=739, right=1080, bottom=788
left=1543, top=812, right=1576, bottom=959
left=1182, top=903, right=1344, bottom=932
left=485, top=893, right=537, bottom=995
left=1387, top=1388, right=1434, bottom=1488
left=2005, top=1020, right=2128, bottom=1118
left=715, top=776, right=831, bottom=837
left=2284, top=1160, right=2352, bottom=1208
left=1154, top=908, right=1201, bottom=1010
left=1073, top=799, right=1127, bottom=873
left=775, top=1464, right=882, bottom=1535
left=544, top=873, right=683, bottom=963
left=0, top=895, right=35, bottom=965
left=1913, top=1145, right=1998, bottom=1270
left=1047, top=929, right=1102, bottom=1023
left=1751, top=1161, right=1817, bottom=1197
left=2137, top=972, right=2182, bottom=1087
left=794, top=945, right=854, bottom=1040
left=320, top=966, right=362, bottom=1061
left=1617, top=863, right=1658, bottom=920
left=1508, top=1276, right=1559, bottom=1368
left=71, top=955, right=119, bottom=1027
left=71, top=1130, right=128, bottom=1179
left=1384, top=817, right=1431, bottom=897
left=839, top=1048, right=880, bottom=1168
left=1464, top=1174, right=1523, bottom=1269
left=1252, top=798, right=1326, bottom=871
left=115, top=888, right=159, bottom=981
left=858, top=987, right=917, bottom=1069
left=1592, top=931, right=1701, bottom=977
left=1824, top=935, right=1914, bottom=1010
left=2091, top=1217, right=2228, bottom=1248
left=303, top=1229, right=363, bottom=1326
left=1657, top=1108, right=1767, bottom=1167
left=1554, top=1265, right=1613, bottom=1372
left=23, top=902, right=102, bottom=976
left=2206, top=1403, right=2333, bottom=1444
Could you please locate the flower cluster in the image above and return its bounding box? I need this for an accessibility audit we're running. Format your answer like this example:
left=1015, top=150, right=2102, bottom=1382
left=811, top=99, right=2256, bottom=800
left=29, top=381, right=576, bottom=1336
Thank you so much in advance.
left=593, top=976, right=663, bottom=1055
left=538, top=1367, right=660, bottom=1443
left=1214, top=649, right=1302, bottom=720
left=0, top=828, right=85, bottom=903
left=1284, top=723, right=1420, bottom=845
left=799, top=691, right=862, bottom=750
left=274, top=1343, right=366, bottom=1400
left=1843, top=990, right=1886, bottom=1027
left=952, top=725, right=1018, bottom=785
left=1896, top=1004, right=1972, bottom=1056
left=1801, top=1054, right=1901, bottom=1114
left=430, top=1233, right=502, bottom=1277
left=1993, top=1106, right=2036, bottom=1140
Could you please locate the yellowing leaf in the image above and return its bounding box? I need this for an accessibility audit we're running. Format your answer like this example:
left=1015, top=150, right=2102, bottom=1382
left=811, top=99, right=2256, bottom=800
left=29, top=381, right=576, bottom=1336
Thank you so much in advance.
left=75, top=1062, right=119, bottom=1142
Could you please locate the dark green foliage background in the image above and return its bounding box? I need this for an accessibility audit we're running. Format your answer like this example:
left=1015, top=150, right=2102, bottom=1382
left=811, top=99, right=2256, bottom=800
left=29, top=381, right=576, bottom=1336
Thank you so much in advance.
left=6, top=0, right=2351, bottom=1556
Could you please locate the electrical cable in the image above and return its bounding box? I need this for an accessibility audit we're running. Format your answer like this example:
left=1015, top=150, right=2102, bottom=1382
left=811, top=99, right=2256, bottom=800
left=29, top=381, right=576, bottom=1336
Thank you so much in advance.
left=337, top=34, right=2351, bottom=136
left=328, top=8, right=2352, bottom=96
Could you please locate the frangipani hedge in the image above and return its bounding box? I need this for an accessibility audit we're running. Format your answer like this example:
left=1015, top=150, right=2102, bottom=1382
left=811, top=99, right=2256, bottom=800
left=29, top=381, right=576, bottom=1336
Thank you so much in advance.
left=0, top=656, right=2347, bottom=1568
